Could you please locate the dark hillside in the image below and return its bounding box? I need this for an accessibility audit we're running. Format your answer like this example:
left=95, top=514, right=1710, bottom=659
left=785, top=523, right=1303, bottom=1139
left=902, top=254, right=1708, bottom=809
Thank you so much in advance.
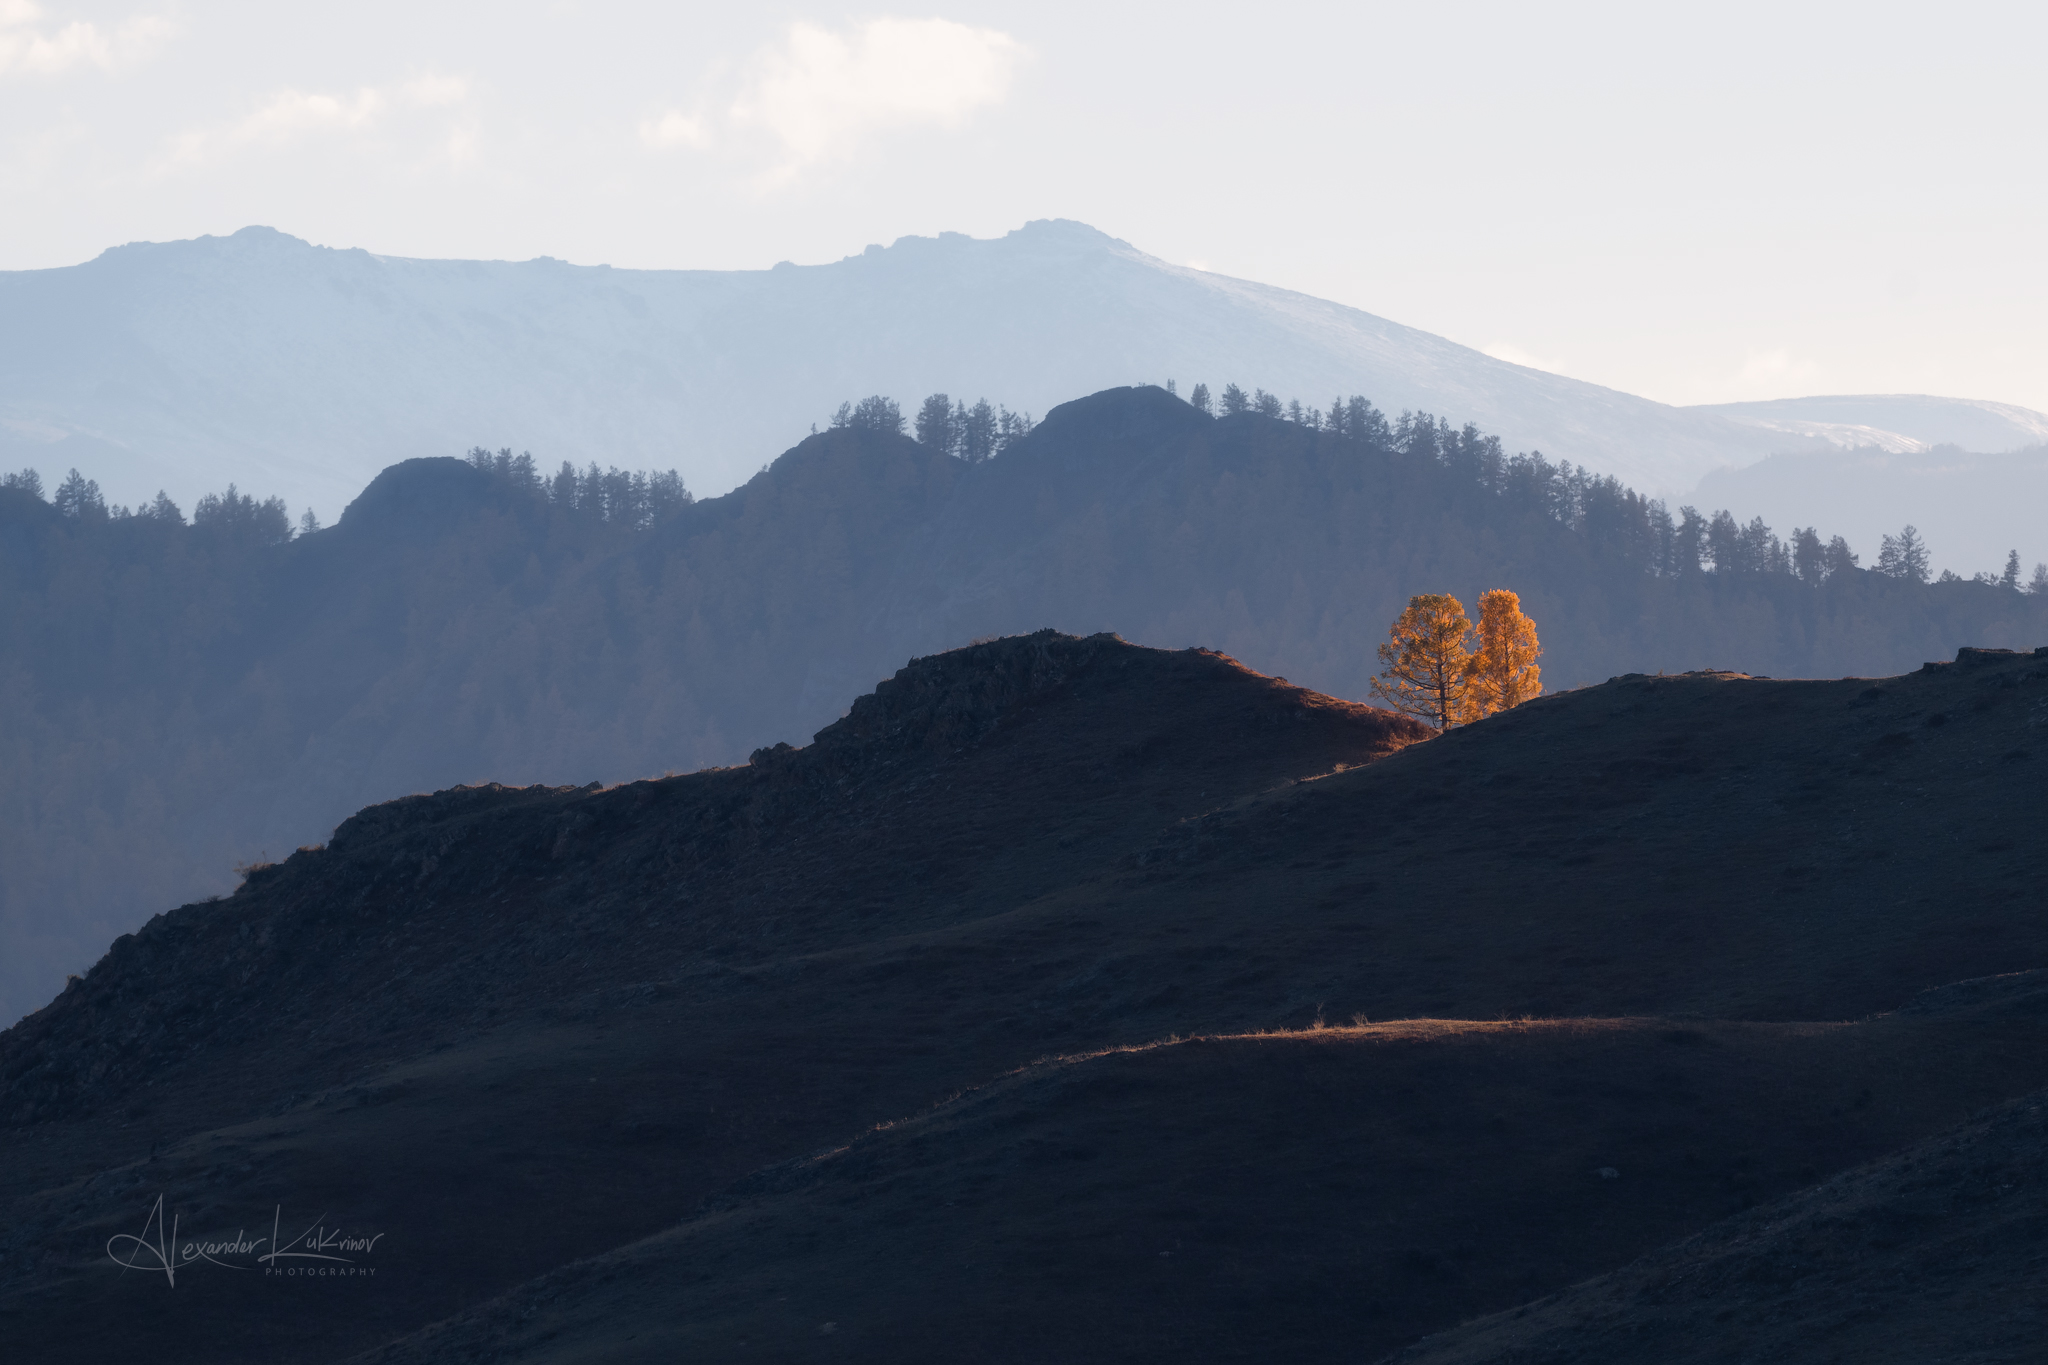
left=1029, top=644, right=2048, bottom=1023
left=2, top=635, right=2045, bottom=1363
left=0, top=432, right=967, bottom=1020
left=0, top=635, right=1426, bottom=1361
left=1391, top=1017, right=2048, bottom=1365
left=361, top=997, right=2048, bottom=1365
left=4, top=383, right=2046, bottom=1021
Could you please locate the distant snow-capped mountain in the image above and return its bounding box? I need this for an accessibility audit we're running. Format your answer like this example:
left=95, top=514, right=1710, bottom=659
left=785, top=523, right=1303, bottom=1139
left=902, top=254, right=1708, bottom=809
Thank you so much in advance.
left=2, top=221, right=2043, bottom=532
left=1688, top=394, right=2048, bottom=456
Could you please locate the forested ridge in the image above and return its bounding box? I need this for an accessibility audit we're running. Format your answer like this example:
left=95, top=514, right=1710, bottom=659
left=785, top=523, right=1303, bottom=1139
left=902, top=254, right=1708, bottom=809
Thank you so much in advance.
left=3, top=383, right=2044, bottom=1023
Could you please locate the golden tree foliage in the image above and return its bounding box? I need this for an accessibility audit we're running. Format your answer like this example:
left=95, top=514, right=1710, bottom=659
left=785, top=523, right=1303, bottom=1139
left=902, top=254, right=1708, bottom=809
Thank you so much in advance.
left=1370, top=590, right=1543, bottom=730
left=1369, top=594, right=1475, bottom=731
left=1465, top=588, right=1543, bottom=719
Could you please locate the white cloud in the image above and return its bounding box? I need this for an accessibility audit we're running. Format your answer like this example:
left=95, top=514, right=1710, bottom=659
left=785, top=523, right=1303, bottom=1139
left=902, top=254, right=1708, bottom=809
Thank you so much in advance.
left=0, top=1, right=175, bottom=76
left=240, top=89, right=386, bottom=143
left=736, top=18, right=1023, bottom=160
left=644, top=18, right=1026, bottom=173
left=640, top=109, right=710, bottom=150
left=162, top=75, right=476, bottom=170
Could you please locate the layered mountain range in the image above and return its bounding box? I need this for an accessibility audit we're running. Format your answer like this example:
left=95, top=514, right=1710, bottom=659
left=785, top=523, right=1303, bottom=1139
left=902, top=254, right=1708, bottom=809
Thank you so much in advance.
left=6, top=387, right=2044, bottom=1026
left=4, top=221, right=2044, bottom=563
left=8, top=216, right=2044, bottom=1365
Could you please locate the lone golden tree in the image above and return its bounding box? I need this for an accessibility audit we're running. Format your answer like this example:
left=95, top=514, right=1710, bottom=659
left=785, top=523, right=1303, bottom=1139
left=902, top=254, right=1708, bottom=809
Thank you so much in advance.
left=1370, top=594, right=1476, bottom=731
left=1465, top=589, right=1543, bottom=719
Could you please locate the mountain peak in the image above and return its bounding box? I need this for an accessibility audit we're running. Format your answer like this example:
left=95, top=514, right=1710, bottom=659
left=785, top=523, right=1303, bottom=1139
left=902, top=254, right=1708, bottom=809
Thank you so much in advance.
left=1030, top=383, right=1207, bottom=446
left=335, top=456, right=503, bottom=540
left=1008, top=217, right=1129, bottom=244
left=798, top=628, right=1409, bottom=770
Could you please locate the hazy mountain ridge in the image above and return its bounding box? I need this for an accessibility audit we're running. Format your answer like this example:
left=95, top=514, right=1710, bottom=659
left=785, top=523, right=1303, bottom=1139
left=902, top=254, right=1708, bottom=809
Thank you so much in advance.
left=1689, top=393, right=2048, bottom=455
left=4, top=385, right=2047, bottom=1026
left=11, top=220, right=2044, bottom=528
left=1696, top=441, right=2048, bottom=584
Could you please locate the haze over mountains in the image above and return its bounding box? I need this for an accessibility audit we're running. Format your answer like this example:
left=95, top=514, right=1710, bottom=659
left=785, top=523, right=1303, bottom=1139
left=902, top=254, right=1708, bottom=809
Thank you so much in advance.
left=5, top=236, right=2047, bottom=1361
left=1697, top=442, right=2048, bottom=585
left=5, top=385, right=2045, bottom=1027
left=11, top=5, right=2046, bottom=1354
left=5, top=221, right=2044, bottom=572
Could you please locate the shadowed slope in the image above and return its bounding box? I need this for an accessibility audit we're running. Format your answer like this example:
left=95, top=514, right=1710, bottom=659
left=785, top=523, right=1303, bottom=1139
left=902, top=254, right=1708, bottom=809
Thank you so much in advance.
left=1387, top=983, right=2048, bottom=1365
left=360, top=982, right=2048, bottom=1365
left=1071, top=644, right=2048, bottom=1023
left=0, top=630, right=1424, bottom=1127
left=0, top=633, right=1426, bottom=1364
left=3, top=639, right=2045, bottom=1364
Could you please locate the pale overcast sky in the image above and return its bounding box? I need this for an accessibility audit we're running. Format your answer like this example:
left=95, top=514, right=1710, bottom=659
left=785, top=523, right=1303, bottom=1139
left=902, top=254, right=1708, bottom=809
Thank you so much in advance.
left=4, top=1, right=2044, bottom=413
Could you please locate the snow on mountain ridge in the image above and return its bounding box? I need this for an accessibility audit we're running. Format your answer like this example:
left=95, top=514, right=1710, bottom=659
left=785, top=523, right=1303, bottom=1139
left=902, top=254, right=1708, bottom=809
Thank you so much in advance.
left=1689, top=394, right=2048, bottom=457
left=1721, top=420, right=1933, bottom=456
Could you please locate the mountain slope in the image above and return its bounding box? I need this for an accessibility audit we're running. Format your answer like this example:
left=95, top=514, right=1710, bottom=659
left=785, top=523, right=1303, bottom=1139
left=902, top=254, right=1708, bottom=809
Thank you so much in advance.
left=356, top=995, right=2048, bottom=1365
left=6, top=385, right=2048, bottom=1025
left=1, top=633, right=1427, bottom=1362
left=1388, top=1033, right=2048, bottom=1365
left=3, top=635, right=2046, bottom=1364
left=13, top=220, right=2032, bottom=516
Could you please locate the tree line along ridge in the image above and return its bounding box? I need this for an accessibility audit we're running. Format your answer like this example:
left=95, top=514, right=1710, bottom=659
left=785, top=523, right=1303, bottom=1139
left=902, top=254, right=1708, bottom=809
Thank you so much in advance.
left=3, top=379, right=2043, bottom=594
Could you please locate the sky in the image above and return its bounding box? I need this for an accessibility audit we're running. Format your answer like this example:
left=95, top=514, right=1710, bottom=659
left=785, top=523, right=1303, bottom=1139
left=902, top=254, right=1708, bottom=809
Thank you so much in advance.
left=4, top=1, right=2045, bottom=414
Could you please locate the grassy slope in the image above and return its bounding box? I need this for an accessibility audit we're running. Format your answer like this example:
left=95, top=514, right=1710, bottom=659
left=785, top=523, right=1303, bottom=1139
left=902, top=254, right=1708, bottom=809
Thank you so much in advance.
left=362, top=1000, right=2048, bottom=1365
left=0, top=635, right=1426, bottom=1362
left=1388, top=979, right=2048, bottom=1365
left=1, top=637, right=2044, bottom=1363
